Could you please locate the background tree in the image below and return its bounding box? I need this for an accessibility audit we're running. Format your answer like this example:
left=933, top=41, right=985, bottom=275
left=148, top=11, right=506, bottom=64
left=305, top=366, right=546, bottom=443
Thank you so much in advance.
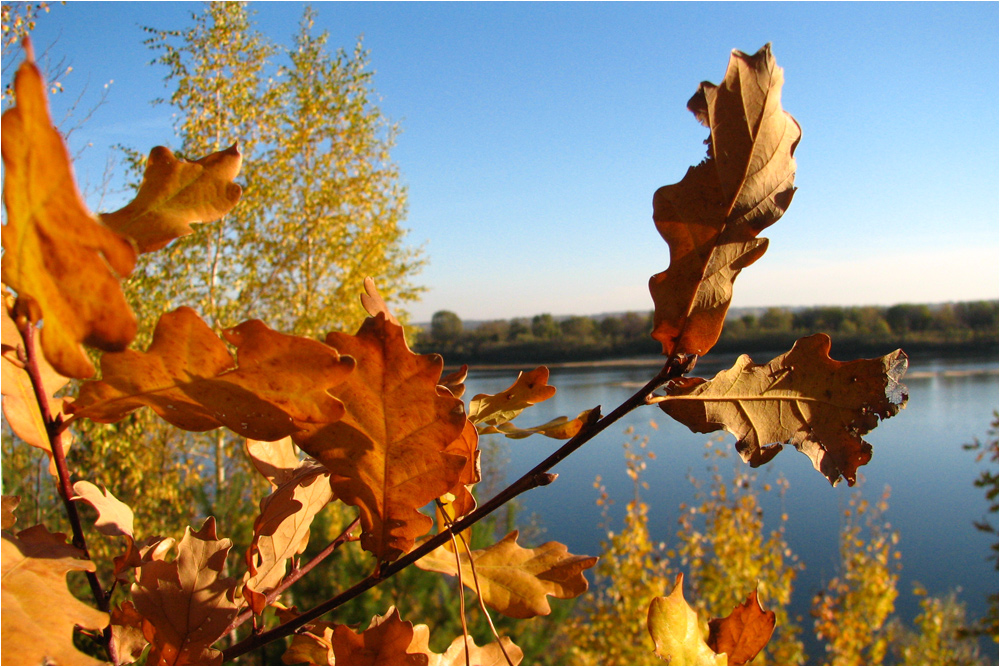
left=430, top=310, right=463, bottom=343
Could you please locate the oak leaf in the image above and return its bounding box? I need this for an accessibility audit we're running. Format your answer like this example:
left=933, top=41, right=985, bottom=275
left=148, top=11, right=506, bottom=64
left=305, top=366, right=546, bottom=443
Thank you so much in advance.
left=329, top=607, right=428, bottom=666
left=423, top=633, right=524, bottom=666
left=130, top=517, right=239, bottom=665
left=657, top=334, right=908, bottom=485
left=468, top=367, right=557, bottom=427
left=1, top=495, right=18, bottom=529
left=438, top=364, right=469, bottom=399
left=1, top=294, right=71, bottom=474
left=246, top=436, right=304, bottom=488
left=244, top=461, right=334, bottom=613
left=282, top=621, right=336, bottom=666
left=480, top=407, right=601, bottom=440
left=101, top=144, right=242, bottom=253
left=360, top=276, right=402, bottom=327
left=647, top=573, right=727, bottom=666
left=706, top=588, right=775, bottom=666
left=297, top=313, right=468, bottom=561
left=1, top=51, right=137, bottom=378
left=110, top=601, right=149, bottom=665
left=68, top=307, right=354, bottom=441
left=1, top=523, right=110, bottom=666
left=72, top=480, right=139, bottom=581
left=649, top=44, right=800, bottom=357
left=416, top=530, right=598, bottom=618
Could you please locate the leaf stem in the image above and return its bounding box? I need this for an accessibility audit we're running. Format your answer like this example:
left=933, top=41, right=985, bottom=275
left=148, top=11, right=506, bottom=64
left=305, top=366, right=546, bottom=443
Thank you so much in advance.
left=15, top=317, right=114, bottom=658
left=221, top=355, right=693, bottom=663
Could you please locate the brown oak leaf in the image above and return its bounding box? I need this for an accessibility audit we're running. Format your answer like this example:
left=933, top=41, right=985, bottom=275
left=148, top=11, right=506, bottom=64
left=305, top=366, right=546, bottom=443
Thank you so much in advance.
left=1, top=50, right=137, bottom=378
left=657, top=334, right=908, bottom=485
left=416, top=530, right=598, bottom=618
left=246, top=436, right=304, bottom=488
left=649, top=44, right=800, bottom=357
left=421, top=632, right=524, bottom=666
left=480, top=407, right=601, bottom=440
left=110, top=600, right=149, bottom=665
left=131, top=517, right=239, bottom=665
left=101, top=144, right=243, bottom=253
left=68, top=307, right=354, bottom=441
left=1, top=523, right=109, bottom=666
left=707, top=588, right=776, bottom=666
left=296, top=313, right=468, bottom=562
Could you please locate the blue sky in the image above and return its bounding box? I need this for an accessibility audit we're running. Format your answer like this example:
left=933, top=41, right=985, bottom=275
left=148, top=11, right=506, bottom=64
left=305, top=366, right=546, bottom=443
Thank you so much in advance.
left=13, top=1, right=1000, bottom=323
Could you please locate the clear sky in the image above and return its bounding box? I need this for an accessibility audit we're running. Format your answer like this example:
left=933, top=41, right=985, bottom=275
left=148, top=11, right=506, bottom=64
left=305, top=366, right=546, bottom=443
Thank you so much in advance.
left=13, top=1, right=1000, bottom=323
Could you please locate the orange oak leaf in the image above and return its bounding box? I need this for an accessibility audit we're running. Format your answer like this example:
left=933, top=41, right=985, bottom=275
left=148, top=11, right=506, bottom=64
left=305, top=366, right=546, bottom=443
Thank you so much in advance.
left=244, top=461, right=334, bottom=613
left=329, top=607, right=428, bottom=666
left=1, top=523, right=110, bottom=666
left=648, top=573, right=727, bottom=666
left=440, top=419, right=482, bottom=523
left=130, top=517, right=239, bottom=666
left=656, top=334, right=908, bottom=486
left=649, top=44, right=800, bottom=358
left=101, top=144, right=242, bottom=253
left=416, top=530, right=598, bottom=619
left=360, top=276, right=401, bottom=327
left=1, top=50, right=137, bottom=379
left=246, top=436, right=304, bottom=488
left=1, top=294, right=72, bottom=474
left=438, top=364, right=469, bottom=399
left=467, top=367, right=557, bottom=426
left=68, top=307, right=354, bottom=441
left=296, top=313, right=468, bottom=562
left=706, top=588, right=776, bottom=666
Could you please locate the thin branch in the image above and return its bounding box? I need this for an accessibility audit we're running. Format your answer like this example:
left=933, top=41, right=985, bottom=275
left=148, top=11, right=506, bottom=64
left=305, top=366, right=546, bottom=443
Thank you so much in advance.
left=15, top=316, right=114, bottom=661
left=221, top=354, right=694, bottom=663
left=223, top=515, right=362, bottom=637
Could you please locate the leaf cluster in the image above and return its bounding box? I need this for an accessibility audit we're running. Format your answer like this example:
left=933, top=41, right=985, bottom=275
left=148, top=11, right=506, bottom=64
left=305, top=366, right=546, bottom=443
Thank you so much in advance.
left=1, top=36, right=913, bottom=666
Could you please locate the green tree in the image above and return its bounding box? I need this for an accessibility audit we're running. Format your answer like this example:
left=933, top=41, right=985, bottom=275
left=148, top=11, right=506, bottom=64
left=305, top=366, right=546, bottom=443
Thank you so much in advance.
left=430, top=310, right=463, bottom=343
left=531, top=312, right=560, bottom=339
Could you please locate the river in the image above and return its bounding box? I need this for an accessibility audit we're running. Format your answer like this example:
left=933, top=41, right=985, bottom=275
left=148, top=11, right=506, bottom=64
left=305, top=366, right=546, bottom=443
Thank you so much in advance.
left=462, top=351, right=999, bottom=660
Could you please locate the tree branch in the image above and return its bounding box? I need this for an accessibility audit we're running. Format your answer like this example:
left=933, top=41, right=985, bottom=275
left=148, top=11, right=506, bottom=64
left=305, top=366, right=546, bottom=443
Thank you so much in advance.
left=221, top=354, right=694, bottom=662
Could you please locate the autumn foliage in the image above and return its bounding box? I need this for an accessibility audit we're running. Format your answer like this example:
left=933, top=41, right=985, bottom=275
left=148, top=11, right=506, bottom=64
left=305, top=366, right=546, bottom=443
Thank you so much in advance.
left=0, top=41, right=909, bottom=666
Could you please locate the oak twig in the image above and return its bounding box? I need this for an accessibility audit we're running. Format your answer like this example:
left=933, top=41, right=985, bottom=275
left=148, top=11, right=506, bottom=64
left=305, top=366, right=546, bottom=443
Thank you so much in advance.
left=222, top=354, right=694, bottom=662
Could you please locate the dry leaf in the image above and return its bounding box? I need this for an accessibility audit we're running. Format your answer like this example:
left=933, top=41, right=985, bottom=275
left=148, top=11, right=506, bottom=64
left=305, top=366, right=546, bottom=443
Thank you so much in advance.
left=647, top=573, right=727, bottom=666
left=72, top=480, right=135, bottom=540
left=1, top=495, right=19, bottom=530
left=360, top=276, right=401, bottom=327
left=1, top=293, right=72, bottom=474
left=425, top=633, right=524, bottom=666
left=283, top=622, right=336, bottom=665
left=468, top=367, right=557, bottom=426
left=68, top=307, right=354, bottom=441
left=1, top=52, right=137, bottom=378
left=480, top=407, right=600, bottom=440
left=131, top=517, right=239, bottom=665
left=416, top=530, right=597, bottom=618
left=244, top=462, right=334, bottom=613
left=111, top=600, right=149, bottom=665
left=297, top=313, right=468, bottom=562
left=329, top=607, right=428, bottom=666
left=649, top=44, right=800, bottom=357
left=657, top=333, right=908, bottom=485
left=101, top=144, right=243, bottom=253
left=438, top=364, right=469, bottom=399
left=1, top=524, right=109, bottom=666
left=246, top=436, right=303, bottom=488
left=706, top=588, right=776, bottom=666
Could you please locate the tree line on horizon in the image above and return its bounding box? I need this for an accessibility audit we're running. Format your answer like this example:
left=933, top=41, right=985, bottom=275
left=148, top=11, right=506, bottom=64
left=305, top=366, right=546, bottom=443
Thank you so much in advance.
left=416, top=300, right=999, bottom=364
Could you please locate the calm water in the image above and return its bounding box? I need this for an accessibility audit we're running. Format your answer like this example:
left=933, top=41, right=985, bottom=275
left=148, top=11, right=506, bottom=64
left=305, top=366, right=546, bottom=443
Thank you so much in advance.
left=463, top=352, right=999, bottom=659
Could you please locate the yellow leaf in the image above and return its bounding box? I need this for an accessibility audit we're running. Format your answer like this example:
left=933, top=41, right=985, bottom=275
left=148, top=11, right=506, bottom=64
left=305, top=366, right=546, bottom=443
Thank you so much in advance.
left=647, top=573, right=727, bottom=666
left=1, top=524, right=109, bottom=666
left=425, top=633, right=524, bottom=666
left=1, top=52, right=137, bottom=378
left=101, top=144, right=243, bottom=254
left=468, top=367, right=556, bottom=426
left=297, top=313, right=468, bottom=562
left=649, top=44, right=799, bottom=357
left=657, top=334, right=908, bottom=485
left=416, top=530, right=597, bottom=619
